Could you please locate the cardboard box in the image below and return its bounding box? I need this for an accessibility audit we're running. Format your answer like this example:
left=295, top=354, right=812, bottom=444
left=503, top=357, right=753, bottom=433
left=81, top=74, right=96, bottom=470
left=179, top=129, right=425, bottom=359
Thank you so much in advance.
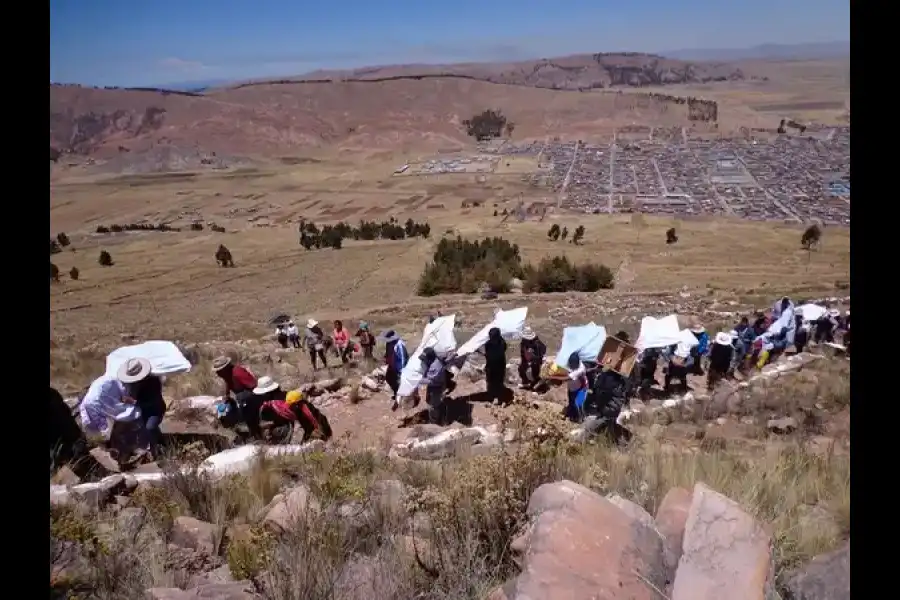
left=597, top=336, right=639, bottom=377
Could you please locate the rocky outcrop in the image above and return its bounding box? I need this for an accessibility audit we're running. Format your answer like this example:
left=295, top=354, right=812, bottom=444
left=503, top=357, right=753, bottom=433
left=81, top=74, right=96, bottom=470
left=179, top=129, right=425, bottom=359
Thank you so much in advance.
left=497, top=480, right=825, bottom=600
left=50, top=441, right=325, bottom=508
left=509, top=480, right=667, bottom=599
left=781, top=541, right=850, bottom=600
left=655, top=487, right=693, bottom=580
left=671, top=483, right=774, bottom=600
left=390, top=425, right=503, bottom=460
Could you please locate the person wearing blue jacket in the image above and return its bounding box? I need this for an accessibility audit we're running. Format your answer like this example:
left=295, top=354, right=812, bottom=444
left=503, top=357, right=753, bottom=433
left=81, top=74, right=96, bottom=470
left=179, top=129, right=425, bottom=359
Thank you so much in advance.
left=380, top=330, right=409, bottom=411
left=689, top=324, right=710, bottom=375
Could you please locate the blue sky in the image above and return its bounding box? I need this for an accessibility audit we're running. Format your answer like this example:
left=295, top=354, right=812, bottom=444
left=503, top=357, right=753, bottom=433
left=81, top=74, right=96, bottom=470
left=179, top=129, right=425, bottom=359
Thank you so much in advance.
left=50, top=0, right=850, bottom=88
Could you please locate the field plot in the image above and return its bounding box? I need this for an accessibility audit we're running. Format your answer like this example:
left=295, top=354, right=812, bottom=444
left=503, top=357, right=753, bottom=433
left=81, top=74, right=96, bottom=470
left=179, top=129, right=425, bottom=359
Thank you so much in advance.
left=494, top=155, right=543, bottom=175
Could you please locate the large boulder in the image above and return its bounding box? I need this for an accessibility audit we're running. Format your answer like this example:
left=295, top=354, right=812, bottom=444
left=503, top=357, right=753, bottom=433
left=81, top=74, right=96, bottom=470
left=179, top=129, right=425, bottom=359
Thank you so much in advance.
left=510, top=480, right=667, bottom=600
left=170, top=516, right=219, bottom=555
left=671, top=483, right=774, bottom=600
left=70, top=474, right=126, bottom=507
left=263, top=484, right=320, bottom=532
left=654, top=487, right=693, bottom=581
left=781, top=541, right=850, bottom=600
left=391, top=426, right=501, bottom=460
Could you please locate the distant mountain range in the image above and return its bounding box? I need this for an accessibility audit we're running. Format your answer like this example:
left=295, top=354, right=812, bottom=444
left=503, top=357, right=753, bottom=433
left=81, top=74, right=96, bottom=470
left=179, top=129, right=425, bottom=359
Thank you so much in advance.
left=158, top=41, right=849, bottom=92
left=663, top=41, right=849, bottom=62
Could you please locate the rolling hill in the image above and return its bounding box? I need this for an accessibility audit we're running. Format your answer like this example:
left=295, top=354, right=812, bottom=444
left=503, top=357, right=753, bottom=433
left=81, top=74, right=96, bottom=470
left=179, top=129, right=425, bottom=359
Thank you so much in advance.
left=50, top=51, right=846, bottom=170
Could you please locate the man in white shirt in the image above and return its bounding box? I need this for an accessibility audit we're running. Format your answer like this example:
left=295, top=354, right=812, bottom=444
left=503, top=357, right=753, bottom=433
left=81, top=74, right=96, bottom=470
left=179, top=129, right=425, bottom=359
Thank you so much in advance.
left=286, top=321, right=301, bottom=349
left=565, top=352, right=589, bottom=422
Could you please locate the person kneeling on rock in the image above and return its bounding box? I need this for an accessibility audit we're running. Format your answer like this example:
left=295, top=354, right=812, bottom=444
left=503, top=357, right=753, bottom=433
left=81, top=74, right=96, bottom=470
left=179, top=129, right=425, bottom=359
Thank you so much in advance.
left=213, top=357, right=259, bottom=438
left=260, top=390, right=333, bottom=443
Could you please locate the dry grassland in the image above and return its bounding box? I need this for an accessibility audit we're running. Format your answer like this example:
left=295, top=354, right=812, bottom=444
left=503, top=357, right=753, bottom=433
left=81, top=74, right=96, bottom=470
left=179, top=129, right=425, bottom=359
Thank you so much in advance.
left=50, top=160, right=850, bottom=351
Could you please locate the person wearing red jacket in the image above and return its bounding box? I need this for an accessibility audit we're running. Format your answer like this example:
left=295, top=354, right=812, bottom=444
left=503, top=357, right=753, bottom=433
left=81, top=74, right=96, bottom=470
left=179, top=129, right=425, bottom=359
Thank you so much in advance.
left=213, top=356, right=258, bottom=431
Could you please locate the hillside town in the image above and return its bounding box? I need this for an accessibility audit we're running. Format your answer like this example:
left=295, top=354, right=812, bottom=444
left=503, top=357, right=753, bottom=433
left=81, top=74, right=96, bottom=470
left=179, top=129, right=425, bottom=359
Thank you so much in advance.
left=505, top=127, right=850, bottom=224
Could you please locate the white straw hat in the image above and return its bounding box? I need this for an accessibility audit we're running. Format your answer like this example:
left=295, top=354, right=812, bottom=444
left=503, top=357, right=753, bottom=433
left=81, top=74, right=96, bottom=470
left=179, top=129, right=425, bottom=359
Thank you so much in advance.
left=117, top=357, right=152, bottom=384
left=521, top=327, right=536, bottom=340
left=714, top=332, right=733, bottom=346
left=307, top=318, right=318, bottom=328
left=253, top=376, right=279, bottom=395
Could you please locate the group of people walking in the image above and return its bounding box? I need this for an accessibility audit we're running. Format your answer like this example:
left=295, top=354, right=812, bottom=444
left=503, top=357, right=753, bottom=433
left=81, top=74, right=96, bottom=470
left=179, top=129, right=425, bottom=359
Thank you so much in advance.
left=274, top=318, right=377, bottom=370
left=51, top=298, right=850, bottom=473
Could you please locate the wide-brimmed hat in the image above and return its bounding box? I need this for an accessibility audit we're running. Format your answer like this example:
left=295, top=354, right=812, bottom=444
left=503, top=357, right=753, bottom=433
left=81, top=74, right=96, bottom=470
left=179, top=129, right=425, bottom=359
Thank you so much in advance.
left=307, top=318, right=318, bottom=328
left=690, top=324, right=706, bottom=334
left=359, top=321, right=369, bottom=330
left=253, top=376, right=279, bottom=395
left=521, top=327, right=536, bottom=340
left=117, top=357, right=152, bottom=384
left=827, top=309, right=840, bottom=318
left=379, top=329, right=401, bottom=343
left=212, top=356, right=232, bottom=372
left=285, top=390, right=304, bottom=405
left=714, top=332, right=733, bottom=346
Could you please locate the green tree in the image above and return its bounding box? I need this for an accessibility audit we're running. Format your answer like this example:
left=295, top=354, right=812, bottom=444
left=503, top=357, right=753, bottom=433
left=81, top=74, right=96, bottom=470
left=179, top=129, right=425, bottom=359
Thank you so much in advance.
left=572, top=225, right=585, bottom=245
left=462, top=109, right=509, bottom=141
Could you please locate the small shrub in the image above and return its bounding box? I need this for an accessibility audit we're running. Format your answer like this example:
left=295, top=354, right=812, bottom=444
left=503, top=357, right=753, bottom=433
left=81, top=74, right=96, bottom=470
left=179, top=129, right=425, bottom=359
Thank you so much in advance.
left=98, top=251, right=113, bottom=267
left=524, top=256, right=614, bottom=293
left=57, top=232, right=71, bottom=247
left=69, top=267, right=80, bottom=281
left=227, top=525, right=274, bottom=580
left=801, top=224, right=822, bottom=250
left=215, top=245, right=234, bottom=267
left=571, top=225, right=585, bottom=244
left=190, top=223, right=204, bottom=231
left=131, top=485, right=180, bottom=533
left=50, top=239, right=62, bottom=254
left=417, top=236, right=524, bottom=296
left=417, top=236, right=613, bottom=296
left=666, top=227, right=679, bottom=244
left=51, top=262, right=60, bottom=282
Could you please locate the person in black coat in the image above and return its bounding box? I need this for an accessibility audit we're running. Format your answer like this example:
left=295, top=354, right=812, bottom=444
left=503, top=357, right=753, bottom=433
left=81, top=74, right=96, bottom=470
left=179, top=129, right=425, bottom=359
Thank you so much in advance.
left=518, top=327, right=546, bottom=389
left=707, top=332, right=735, bottom=391
left=483, top=327, right=509, bottom=406
left=584, top=369, right=633, bottom=444
left=50, top=386, right=86, bottom=469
